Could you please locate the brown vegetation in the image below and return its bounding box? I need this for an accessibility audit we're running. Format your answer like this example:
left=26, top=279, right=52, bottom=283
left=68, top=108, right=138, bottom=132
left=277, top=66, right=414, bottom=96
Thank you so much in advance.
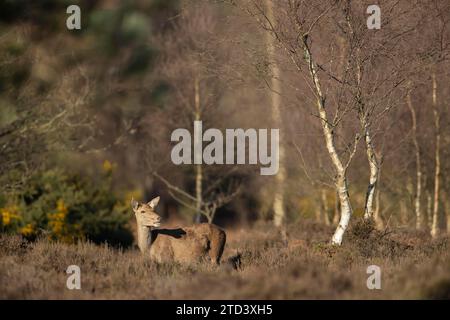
left=1, top=219, right=448, bottom=299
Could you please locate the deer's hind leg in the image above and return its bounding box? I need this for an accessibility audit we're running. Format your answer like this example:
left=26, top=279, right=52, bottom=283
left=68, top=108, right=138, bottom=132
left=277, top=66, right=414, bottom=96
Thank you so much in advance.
left=208, top=227, right=226, bottom=265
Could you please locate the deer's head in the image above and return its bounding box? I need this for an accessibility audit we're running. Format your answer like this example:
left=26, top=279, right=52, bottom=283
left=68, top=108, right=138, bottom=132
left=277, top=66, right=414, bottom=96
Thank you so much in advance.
left=131, top=196, right=161, bottom=228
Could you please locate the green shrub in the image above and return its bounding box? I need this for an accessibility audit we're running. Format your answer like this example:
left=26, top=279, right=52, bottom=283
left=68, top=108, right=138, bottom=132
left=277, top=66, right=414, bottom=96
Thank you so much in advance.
left=0, top=168, right=133, bottom=247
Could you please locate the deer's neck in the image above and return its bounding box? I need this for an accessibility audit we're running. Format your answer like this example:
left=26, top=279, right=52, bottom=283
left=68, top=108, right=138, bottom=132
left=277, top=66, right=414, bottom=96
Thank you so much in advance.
left=137, top=225, right=152, bottom=253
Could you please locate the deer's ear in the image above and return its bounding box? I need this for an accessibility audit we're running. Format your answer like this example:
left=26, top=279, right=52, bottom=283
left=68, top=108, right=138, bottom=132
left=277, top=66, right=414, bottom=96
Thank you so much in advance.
left=147, top=196, right=160, bottom=209
left=131, top=198, right=140, bottom=211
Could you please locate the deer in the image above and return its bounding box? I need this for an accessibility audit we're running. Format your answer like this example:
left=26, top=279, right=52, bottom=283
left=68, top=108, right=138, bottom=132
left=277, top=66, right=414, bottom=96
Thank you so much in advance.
left=131, top=196, right=227, bottom=265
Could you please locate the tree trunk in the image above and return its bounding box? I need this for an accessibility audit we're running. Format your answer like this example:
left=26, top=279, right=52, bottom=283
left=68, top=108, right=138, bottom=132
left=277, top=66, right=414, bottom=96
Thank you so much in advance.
left=265, top=0, right=286, bottom=227
left=333, top=191, right=340, bottom=226
left=332, top=176, right=353, bottom=245
left=427, top=189, right=433, bottom=230
left=431, top=72, right=440, bottom=238
left=445, top=192, right=449, bottom=234
left=400, top=200, right=408, bottom=225
left=194, top=77, right=203, bottom=223
left=321, top=189, right=331, bottom=226
left=446, top=195, right=449, bottom=234
left=373, top=166, right=384, bottom=230
left=363, top=126, right=379, bottom=221
left=195, top=163, right=202, bottom=223
left=406, top=88, right=423, bottom=229
left=316, top=194, right=323, bottom=223
left=302, top=41, right=353, bottom=245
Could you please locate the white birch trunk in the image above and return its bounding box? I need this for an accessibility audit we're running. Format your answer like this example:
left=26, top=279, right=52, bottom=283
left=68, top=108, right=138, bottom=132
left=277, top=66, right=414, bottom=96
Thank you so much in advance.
left=373, top=167, right=384, bottom=230
left=194, top=77, right=203, bottom=223
left=302, top=41, right=353, bottom=245
left=195, top=163, right=202, bottom=222
left=265, top=0, right=286, bottom=227
left=363, top=126, right=379, bottom=221
left=332, top=177, right=353, bottom=245
left=431, top=72, right=441, bottom=238
left=406, top=88, right=423, bottom=229
left=333, top=191, right=340, bottom=226
left=427, top=190, right=433, bottom=230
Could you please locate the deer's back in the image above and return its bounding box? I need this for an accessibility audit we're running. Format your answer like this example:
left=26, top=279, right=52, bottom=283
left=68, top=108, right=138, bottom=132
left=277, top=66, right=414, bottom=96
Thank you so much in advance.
left=150, top=223, right=226, bottom=265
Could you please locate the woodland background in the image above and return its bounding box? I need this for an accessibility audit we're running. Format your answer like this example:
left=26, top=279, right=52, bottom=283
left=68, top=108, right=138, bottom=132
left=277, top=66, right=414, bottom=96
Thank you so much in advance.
left=0, top=0, right=449, bottom=248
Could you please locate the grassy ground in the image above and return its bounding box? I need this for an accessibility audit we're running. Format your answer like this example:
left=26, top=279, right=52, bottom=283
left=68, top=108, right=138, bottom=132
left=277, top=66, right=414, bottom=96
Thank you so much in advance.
left=0, top=219, right=449, bottom=299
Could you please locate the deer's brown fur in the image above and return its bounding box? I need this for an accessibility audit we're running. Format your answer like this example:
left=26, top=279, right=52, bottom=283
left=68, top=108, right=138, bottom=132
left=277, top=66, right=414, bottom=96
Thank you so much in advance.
left=131, top=196, right=226, bottom=265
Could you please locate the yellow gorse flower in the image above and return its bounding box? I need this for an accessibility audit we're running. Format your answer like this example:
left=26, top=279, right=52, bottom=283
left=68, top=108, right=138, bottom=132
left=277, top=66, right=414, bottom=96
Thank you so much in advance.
left=102, top=160, right=116, bottom=173
left=56, top=199, right=68, bottom=215
left=115, top=189, right=143, bottom=211
left=1, top=205, right=21, bottom=226
left=20, top=223, right=34, bottom=237
left=48, top=199, right=68, bottom=238
left=1, top=209, right=10, bottom=225
left=124, top=189, right=143, bottom=204
left=46, top=199, right=82, bottom=243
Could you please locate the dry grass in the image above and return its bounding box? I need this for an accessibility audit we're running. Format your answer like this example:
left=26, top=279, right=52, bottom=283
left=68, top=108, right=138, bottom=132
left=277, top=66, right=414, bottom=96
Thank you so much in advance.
left=0, top=219, right=449, bottom=299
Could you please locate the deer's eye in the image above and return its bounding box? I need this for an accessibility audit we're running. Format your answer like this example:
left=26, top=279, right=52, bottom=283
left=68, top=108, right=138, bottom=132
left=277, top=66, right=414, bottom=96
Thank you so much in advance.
left=140, top=210, right=145, bottom=213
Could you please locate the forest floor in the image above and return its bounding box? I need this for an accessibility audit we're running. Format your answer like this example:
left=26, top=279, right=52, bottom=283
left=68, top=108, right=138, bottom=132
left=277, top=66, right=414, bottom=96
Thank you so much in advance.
left=0, top=219, right=449, bottom=299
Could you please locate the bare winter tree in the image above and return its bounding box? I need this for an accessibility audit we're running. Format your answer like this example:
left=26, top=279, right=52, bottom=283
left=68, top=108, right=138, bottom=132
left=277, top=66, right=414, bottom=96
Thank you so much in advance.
left=413, top=0, right=450, bottom=237
left=240, top=0, right=363, bottom=244
left=264, top=0, right=286, bottom=227
left=151, top=1, right=242, bottom=224
left=406, top=81, right=424, bottom=229
left=334, top=1, right=420, bottom=229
